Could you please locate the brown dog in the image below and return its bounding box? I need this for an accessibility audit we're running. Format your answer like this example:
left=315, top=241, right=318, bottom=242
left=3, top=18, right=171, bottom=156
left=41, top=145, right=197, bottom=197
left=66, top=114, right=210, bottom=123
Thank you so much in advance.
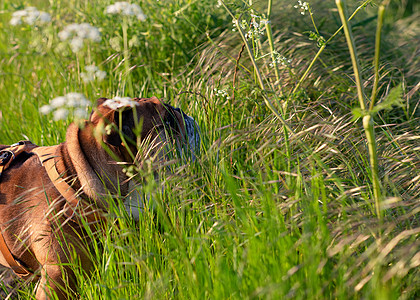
left=0, top=97, right=200, bottom=299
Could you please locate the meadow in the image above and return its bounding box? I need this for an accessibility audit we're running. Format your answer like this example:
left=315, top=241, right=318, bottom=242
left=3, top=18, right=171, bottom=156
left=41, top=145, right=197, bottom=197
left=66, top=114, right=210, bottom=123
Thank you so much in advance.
left=0, top=0, right=419, bottom=299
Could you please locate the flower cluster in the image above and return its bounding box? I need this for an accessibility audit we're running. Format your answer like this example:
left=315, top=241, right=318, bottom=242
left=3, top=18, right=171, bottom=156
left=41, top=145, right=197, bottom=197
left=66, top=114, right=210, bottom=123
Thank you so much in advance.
left=10, top=7, right=51, bottom=26
left=247, top=15, right=270, bottom=40
left=80, top=65, right=107, bottom=83
left=58, top=23, right=101, bottom=52
left=103, top=97, right=139, bottom=110
left=40, top=93, right=90, bottom=121
left=105, top=2, right=147, bottom=21
left=232, top=19, right=247, bottom=32
left=214, top=88, right=231, bottom=100
left=269, top=51, right=292, bottom=67
left=232, top=15, right=269, bottom=41
left=294, top=0, right=309, bottom=15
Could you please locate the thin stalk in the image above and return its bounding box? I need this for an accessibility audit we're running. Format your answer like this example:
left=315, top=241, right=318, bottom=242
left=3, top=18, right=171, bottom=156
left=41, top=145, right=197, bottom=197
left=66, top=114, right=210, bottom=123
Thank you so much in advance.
left=219, top=1, right=348, bottom=194
left=265, top=0, right=281, bottom=86
left=336, top=0, right=366, bottom=110
left=122, top=17, right=133, bottom=96
left=370, top=4, right=385, bottom=110
left=363, top=115, right=381, bottom=217
left=290, top=44, right=325, bottom=96
left=290, top=0, right=372, bottom=96
left=220, top=1, right=284, bottom=122
left=336, top=0, right=382, bottom=219
left=308, top=6, right=320, bottom=36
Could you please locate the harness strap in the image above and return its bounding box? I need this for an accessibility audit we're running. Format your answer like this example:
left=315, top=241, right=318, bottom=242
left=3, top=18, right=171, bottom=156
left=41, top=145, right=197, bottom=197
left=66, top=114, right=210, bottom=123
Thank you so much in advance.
left=0, top=141, right=38, bottom=177
left=32, top=146, right=79, bottom=212
left=0, top=141, right=39, bottom=281
left=0, top=228, right=33, bottom=280
left=0, top=141, right=105, bottom=281
left=32, top=146, right=105, bottom=228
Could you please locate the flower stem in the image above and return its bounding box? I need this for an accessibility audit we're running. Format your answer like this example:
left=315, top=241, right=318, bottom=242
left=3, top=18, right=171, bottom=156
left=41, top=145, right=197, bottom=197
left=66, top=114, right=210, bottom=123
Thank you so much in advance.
left=122, top=17, right=133, bottom=96
left=265, top=0, right=281, bottom=87
left=336, top=0, right=366, bottom=110
left=363, top=115, right=382, bottom=218
left=336, top=0, right=382, bottom=219
left=290, top=0, right=373, bottom=96
left=371, top=4, right=385, bottom=110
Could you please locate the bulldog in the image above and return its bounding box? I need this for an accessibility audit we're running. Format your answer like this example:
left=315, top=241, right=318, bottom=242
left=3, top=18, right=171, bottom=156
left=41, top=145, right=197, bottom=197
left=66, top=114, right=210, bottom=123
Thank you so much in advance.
left=0, top=97, right=200, bottom=299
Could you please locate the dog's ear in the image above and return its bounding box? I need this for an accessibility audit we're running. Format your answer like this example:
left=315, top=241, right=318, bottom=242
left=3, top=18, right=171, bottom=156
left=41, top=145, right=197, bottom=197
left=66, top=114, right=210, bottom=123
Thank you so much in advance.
left=103, top=107, right=137, bottom=147
left=89, top=98, right=109, bottom=120
left=96, top=98, right=108, bottom=106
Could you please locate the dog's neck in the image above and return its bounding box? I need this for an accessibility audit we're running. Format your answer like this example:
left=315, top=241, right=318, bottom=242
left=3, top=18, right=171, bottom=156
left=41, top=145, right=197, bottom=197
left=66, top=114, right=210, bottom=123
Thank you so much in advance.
left=58, top=123, right=130, bottom=208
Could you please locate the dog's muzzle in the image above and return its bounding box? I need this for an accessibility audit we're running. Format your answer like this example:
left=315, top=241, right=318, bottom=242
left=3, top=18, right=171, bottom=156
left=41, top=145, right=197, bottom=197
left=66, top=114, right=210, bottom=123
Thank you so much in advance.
left=172, top=107, right=200, bottom=160
left=125, top=107, right=200, bottom=219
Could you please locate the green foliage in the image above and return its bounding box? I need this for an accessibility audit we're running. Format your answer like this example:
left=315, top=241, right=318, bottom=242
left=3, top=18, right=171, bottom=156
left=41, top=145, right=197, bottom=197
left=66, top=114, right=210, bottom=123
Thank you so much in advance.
left=353, top=83, right=404, bottom=119
left=0, top=0, right=419, bottom=299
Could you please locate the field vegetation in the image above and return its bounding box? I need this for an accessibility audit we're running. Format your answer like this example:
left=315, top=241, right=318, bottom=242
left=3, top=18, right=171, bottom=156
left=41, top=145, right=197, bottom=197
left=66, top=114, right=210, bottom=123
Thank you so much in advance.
left=0, top=0, right=419, bottom=299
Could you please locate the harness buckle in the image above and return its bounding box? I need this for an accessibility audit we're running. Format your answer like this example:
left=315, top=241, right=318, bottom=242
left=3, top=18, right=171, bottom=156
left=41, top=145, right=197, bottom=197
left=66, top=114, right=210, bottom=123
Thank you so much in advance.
left=0, top=150, right=14, bottom=166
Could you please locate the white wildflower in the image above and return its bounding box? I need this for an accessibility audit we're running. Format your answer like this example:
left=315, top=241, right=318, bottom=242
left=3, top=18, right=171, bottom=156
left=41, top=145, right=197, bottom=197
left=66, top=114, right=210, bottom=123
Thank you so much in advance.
left=294, top=0, right=309, bottom=15
left=232, top=19, right=247, bottom=32
left=269, top=51, right=292, bottom=67
left=105, top=2, right=147, bottom=21
left=70, top=37, right=84, bottom=52
left=74, top=108, right=88, bottom=118
left=53, top=108, right=69, bottom=121
left=213, top=88, right=231, bottom=100
left=40, top=93, right=90, bottom=121
left=39, top=105, right=52, bottom=114
left=103, top=97, right=139, bottom=110
left=10, top=7, right=51, bottom=26
left=246, top=15, right=270, bottom=40
left=96, top=70, right=107, bottom=81
left=57, top=30, right=71, bottom=41
left=39, top=12, right=51, bottom=23
left=80, top=65, right=107, bottom=83
left=50, top=96, right=67, bottom=108
left=9, top=17, right=21, bottom=26
left=232, top=15, right=269, bottom=41
left=58, top=23, right=101, bottom=53
left=66, top=92, right=90, bottom=107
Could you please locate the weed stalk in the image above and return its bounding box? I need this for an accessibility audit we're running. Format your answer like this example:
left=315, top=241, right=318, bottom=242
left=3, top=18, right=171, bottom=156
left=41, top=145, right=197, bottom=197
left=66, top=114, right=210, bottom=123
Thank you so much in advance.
left=122, top=17, right=133, bottom=96
left=264, top=0, right=281, bottom=87
left=336, top=0, right=383, bottom=219
left=371, top=4, right=386, bottom=109
left=290, top=0, right=372, bottom=96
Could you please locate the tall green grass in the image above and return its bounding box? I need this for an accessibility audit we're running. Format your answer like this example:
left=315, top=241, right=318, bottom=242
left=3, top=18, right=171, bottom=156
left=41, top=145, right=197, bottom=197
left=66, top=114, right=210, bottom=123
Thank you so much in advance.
left=1, top=0, right=419, bottom=299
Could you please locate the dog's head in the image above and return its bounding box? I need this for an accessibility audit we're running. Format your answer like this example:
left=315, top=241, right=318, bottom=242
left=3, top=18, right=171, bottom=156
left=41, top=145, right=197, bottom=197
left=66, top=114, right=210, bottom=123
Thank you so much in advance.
left=90, top=96, right=200, bottom=163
